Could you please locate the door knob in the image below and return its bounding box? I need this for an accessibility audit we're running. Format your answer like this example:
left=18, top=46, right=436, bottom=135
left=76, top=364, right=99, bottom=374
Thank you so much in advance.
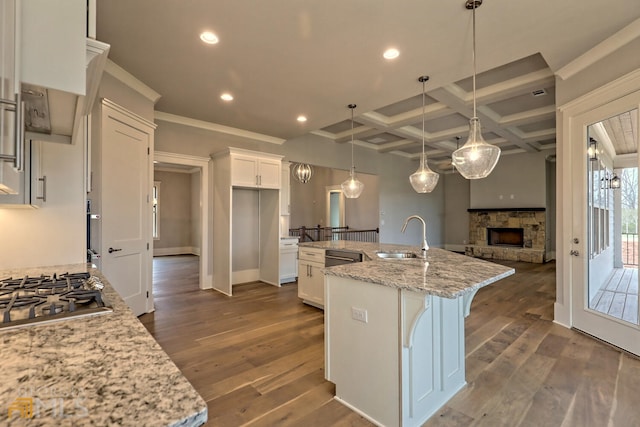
left=570, top=250, right=579, bottom=256
left=108, top=247, right=122, bottom=253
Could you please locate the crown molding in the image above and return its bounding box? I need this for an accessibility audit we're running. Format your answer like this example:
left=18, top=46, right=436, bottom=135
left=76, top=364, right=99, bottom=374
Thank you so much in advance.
left=556, top=17, right=640, bottom=81
left=154, top=111, right=285, bottom=145
left=104, top=59, right=162, bottom=104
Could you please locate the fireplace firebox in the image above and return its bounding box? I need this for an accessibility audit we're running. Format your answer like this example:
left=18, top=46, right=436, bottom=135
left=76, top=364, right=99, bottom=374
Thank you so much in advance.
left=487, top=228, right=524, bottom=247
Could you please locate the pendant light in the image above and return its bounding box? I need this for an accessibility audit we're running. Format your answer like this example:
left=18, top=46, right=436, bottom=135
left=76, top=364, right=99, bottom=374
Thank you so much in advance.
left=341, top=104, right=364, bottom=199
left=292, top=163, right=314, bottom=183
left=451, top=0, right=500, bottom=179
left=410, top=75, right=440, bottom=193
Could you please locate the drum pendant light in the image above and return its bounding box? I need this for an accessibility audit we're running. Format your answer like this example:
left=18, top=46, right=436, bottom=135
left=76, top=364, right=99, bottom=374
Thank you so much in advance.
left=409, top=75, right=439, bottom=193
left=341, top=104, right=364, bottom=199
left=292, top=163, right=314, bottom=183
left=451, top=0, right=500, bottom=179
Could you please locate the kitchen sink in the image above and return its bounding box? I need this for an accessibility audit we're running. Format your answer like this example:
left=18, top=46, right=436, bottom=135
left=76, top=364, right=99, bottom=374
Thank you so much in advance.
left=375, top=250, right=418, bottom=259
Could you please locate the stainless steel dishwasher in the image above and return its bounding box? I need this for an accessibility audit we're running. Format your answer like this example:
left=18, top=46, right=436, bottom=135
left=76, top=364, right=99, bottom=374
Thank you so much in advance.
left=325, top=249, right=363, bottom=267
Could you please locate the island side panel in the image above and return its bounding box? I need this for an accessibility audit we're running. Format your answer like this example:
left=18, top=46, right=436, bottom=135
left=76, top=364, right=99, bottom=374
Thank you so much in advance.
left=325, top=275, right=401, bottom=427
left=400, top=291, right=466, bottom=426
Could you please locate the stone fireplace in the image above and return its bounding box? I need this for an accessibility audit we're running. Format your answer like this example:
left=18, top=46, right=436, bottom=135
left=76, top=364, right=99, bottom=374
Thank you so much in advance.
left=487, top=228, right=524, bottom=247
left=466, top=208, right=546, bottom=263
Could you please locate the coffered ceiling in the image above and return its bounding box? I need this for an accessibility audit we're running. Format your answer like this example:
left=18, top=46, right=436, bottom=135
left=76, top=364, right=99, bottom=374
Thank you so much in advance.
left=96, top=1, right=640, bottom=171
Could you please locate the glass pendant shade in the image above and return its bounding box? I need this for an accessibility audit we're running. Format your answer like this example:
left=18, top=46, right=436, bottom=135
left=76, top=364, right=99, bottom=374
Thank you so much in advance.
left=410, top=75, right=439, bottom=193
left=342, top=103, right=364, bottom=199
left=452, top=118, right=500, bottom=179
left=292, top=163, right=313, bottom=183
left=410, top=156, right=439, bottom=193
left=341, top=168, right=365, bottom=199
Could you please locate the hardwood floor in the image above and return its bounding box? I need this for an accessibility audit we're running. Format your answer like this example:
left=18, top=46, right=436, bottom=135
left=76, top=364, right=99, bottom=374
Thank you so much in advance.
left=141, top=255, right=640, bottom=426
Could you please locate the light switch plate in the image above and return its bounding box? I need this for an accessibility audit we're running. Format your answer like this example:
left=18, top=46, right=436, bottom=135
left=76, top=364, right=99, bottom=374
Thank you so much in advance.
left=351, top=307, right=368, bottom=323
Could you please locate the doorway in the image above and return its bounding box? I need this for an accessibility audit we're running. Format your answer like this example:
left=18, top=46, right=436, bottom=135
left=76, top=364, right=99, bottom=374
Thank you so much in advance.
left=571, top=95, right=640, bottom=355
left=153, top=151, right=211, bottom=291
left=326, top=185, right=345, bottom=228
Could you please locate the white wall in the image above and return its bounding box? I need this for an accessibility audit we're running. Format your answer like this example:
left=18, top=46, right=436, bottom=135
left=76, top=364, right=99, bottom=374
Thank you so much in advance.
left=153, top=170, right=192, bottom=252
left=232, top=189, right=260, bottom=273
left=470, top=151, right=549, bottom=209
left=290, top=166, right=379, bottom=230
left=444, top=173, right=470, bottom=251
left=190, top=170, right=201, bottom=252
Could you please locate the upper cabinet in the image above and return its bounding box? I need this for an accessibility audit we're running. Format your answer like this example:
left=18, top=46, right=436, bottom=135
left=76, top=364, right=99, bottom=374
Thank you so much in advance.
left=21, top=0, right=86, bottom=95
left=0, top=0, right=20, bottom=194
left=280, top=161, right=291, bottom=215
left=226, top=148, right=282, bottom=189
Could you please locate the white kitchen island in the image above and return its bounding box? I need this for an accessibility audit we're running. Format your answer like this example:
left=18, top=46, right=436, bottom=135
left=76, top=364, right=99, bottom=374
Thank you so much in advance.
left=309, top=242, right=514, bottom=427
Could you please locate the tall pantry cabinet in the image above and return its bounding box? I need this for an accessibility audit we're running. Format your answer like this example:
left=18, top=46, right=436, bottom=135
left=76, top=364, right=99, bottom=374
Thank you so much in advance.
left=212, top=148, right=282, bottom=296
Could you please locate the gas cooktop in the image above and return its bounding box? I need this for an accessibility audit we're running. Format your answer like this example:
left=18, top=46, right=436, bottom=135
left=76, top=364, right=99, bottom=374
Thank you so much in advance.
left=0, top=272, right=112, bottom=331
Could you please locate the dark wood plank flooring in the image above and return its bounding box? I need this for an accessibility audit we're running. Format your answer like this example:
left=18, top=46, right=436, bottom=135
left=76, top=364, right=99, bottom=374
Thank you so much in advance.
left=140, top=255, right=640, bottom=426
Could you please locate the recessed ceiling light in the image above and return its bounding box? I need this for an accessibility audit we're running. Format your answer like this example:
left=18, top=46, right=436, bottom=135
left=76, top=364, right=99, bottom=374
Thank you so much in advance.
left=297, top=115, right=307, bottom=122
left=200, top=31, right=219, bottom=44
left=383, top=48, right=400, bottom=60
left=220, top=93, right=233, bottom=101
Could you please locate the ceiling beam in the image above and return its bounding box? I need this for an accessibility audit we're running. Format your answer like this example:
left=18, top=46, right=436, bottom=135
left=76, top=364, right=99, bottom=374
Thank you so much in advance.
left=428, top=85, right=539, bottom=153
left=499, top=105, right=556, bottom=127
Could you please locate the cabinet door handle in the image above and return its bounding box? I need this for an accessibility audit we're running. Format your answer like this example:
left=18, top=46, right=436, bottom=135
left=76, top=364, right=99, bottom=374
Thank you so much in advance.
left=36, top=176, right=47, bottom=202
left=108, top=247, right=122, bottom=253
left=14, top=96, right=25, bottom=171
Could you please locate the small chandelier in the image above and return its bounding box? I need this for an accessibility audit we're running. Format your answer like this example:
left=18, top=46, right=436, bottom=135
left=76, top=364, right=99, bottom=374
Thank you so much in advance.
left=341, top=104, right=364, bottom=199
left=292, top=163, right=313, bottom=183
left=410, top=75, right=439, bottom=193
left=451, top=0, right=500, bottom=179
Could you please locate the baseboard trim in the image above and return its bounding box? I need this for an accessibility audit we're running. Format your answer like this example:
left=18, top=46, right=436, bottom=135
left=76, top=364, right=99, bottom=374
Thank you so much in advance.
left=444, top=244, right=466, bottom=253
left=232, top=269, right=260, bottom=285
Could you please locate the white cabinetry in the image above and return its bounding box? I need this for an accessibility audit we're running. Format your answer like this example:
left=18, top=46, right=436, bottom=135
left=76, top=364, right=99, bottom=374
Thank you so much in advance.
left=229, top=148, right=281, bottom=189
left=280, top=161, right=291, bottom=215
left=279, top=237, right=298, bottom=284
left=0, top=139, right=45, bottom=207
left=21, top=0, right=86, bottom=95
left=0, top=0, right=21, bottom=194
left=0, top=0, right=86, bottom=197
left=212, top=148, right=283, bottom=296
left=298, top=247, right=325, bottom=308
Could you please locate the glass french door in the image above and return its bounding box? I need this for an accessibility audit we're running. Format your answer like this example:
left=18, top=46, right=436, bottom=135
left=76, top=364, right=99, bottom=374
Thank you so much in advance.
left=571, top=91, right=640, bottom=355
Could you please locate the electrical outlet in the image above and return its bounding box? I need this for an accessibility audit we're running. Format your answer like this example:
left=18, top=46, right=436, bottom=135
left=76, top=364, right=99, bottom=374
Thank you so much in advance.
left=351, top=307, right=368, bottom=323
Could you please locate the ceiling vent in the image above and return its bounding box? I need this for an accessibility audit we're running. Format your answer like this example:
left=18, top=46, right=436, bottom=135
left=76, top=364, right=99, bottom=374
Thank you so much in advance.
left=531, top=88, right=547, bottom=97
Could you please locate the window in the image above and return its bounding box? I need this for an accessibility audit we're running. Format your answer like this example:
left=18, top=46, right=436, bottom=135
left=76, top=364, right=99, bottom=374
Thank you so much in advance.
left=588, top=159, right=611, bottom=258
left=153, top=181, right=160, bottom=239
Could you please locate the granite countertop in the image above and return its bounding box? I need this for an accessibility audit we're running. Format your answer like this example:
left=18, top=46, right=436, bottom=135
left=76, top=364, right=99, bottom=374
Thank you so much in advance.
left=299, top=241, right=514, bottom=298
left=1, top=264, right=207, bottom=427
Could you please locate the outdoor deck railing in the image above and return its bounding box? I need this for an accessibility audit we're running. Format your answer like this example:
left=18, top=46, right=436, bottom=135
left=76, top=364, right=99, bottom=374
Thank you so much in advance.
left=290, top=225, right=379, bottom=243
left=622, top=233, right=638, bottom=266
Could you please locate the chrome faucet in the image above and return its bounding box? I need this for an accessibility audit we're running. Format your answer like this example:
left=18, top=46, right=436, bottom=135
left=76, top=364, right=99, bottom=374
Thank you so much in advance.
left=401, top=215, right=429, bottom=257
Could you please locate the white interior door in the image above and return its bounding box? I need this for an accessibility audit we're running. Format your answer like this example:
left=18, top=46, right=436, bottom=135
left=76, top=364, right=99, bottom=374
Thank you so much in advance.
left=571, top=91, right=640, bottom=355
left=100, top=104, right=151, bottom=316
